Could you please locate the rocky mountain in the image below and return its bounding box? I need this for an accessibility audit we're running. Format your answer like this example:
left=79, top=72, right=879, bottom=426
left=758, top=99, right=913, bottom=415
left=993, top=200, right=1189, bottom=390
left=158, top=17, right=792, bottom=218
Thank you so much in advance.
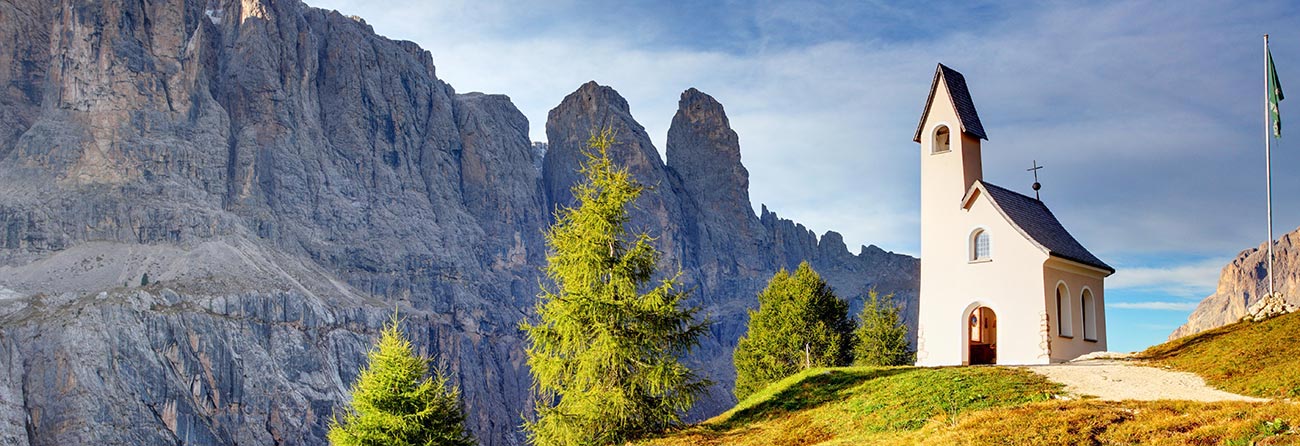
left=542, top=83, right=920, bottom=419
left=1171, top=227, right=1300, bottom=340
left=0, top=1, right=917, bottom=445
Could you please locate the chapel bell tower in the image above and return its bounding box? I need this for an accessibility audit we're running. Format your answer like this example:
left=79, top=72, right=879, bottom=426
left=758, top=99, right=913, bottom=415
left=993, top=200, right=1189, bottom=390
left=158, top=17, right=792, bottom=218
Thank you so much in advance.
left=915, top=63, right=987, bottom=202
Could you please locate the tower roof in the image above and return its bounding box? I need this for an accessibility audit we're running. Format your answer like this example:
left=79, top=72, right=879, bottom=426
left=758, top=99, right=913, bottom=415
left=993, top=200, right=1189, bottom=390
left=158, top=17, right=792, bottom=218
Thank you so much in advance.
left=913, top=63, right=988, bottom=143
left=970, top=181, right=1114, bottom=274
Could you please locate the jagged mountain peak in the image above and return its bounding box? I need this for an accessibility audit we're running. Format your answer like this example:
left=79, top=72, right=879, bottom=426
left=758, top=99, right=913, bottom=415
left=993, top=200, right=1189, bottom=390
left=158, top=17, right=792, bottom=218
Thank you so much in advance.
left=669, top=87, right=742, bottom=171
left=543, top=81, right=668, bottom=210
left=559, top=80, right=634, bottom=117
left=677, top=88, right=733, bottom=128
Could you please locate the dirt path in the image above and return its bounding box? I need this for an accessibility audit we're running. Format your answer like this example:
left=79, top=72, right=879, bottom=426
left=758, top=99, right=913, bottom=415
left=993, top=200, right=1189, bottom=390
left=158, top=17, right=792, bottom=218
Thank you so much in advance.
left=1024, top=359, right=1267, bottom=402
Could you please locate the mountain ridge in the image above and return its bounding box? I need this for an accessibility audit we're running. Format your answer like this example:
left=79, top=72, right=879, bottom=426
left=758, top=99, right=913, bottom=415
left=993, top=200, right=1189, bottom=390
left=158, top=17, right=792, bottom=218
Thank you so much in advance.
left=0, top=1, right=918, bottom=445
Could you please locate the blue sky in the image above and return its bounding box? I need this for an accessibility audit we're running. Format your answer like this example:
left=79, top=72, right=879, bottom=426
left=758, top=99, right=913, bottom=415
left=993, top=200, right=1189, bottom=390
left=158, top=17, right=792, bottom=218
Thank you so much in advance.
left=308, top=0, right=1300, bottom=353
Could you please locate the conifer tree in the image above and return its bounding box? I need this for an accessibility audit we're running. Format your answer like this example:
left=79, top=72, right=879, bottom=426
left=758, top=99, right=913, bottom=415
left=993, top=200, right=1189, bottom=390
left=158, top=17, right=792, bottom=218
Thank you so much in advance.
left=853, top=289, right=915, bottom=367
left=521, top=128, right=709, bottom=446
left=732, top=262, right=854, bottom=400
left=328, top=313, right=475, bottom=446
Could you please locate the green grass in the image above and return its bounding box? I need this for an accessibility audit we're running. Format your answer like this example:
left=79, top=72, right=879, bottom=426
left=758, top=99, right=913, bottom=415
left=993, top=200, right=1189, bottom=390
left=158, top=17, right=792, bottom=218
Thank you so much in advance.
left=1140, top=311, right=1300, bottom=399
left=637, top=366, right=1063, bottom=446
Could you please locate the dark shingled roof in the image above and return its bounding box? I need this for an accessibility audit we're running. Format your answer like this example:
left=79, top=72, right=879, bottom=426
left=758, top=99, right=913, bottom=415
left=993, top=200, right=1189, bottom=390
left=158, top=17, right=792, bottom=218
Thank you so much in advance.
left=980, top=182, right=1114, bottom=274
left=913, top=63, right=988, bottom=143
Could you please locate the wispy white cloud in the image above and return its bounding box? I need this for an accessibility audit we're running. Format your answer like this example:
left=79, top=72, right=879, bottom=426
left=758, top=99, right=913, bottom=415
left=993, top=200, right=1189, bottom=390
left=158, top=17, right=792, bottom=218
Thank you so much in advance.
left=1108, top=257, right=1229, bottom=298
left=304, top=0, right=1300, bottom=260
left=1109, top=301, right=1201, bottom=311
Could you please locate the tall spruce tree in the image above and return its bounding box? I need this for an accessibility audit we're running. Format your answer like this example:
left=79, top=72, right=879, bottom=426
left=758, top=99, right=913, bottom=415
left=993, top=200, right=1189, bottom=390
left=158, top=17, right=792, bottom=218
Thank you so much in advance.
left=328, top=313, right=475, bottom=446
left=521, top=128, right=709, bottom=446
left=853, top=289, right=914, bottom=367
left=732, top=262, right=855, bottom=400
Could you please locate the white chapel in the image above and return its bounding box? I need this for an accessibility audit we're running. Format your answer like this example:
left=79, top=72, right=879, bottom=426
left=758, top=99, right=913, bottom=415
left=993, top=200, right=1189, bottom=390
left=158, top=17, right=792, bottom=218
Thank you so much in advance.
left=913, top=64, right=1115, bottom=366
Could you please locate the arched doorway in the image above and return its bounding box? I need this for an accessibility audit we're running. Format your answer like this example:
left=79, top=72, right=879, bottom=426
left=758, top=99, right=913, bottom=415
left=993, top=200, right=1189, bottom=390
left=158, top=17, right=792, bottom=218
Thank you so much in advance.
left=968, top=306, right=997, bottom=365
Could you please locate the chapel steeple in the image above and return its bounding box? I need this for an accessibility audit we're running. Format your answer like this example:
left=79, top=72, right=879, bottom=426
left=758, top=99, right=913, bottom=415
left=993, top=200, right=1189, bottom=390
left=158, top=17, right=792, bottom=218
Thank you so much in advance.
left=915, top=63, right=987, bottom=195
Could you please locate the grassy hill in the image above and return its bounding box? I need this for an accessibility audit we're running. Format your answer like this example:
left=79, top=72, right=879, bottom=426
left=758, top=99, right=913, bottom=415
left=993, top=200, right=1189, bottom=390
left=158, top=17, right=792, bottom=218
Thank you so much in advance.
left=639, top=315, right=1300, bottom=445
left=638, top=366, right=1062, bottom=445
left=1141, top=311, right=1300, bottom=399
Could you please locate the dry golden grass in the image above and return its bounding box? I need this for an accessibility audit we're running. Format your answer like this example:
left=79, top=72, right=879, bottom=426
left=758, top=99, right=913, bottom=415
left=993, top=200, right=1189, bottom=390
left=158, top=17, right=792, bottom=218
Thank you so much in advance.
left=1141, top=311, right=1300, bottom=399
left=647, top=399, right=1300, bottom=446
left=911, top=400, right=1300, bottom=445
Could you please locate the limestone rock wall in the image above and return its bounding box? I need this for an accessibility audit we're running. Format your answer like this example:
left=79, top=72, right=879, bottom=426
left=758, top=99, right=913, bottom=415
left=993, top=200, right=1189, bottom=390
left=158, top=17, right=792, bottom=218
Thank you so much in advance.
left=0, top=1, right=918, bottom=445
left=1171, top=228, right=1300, bottom=340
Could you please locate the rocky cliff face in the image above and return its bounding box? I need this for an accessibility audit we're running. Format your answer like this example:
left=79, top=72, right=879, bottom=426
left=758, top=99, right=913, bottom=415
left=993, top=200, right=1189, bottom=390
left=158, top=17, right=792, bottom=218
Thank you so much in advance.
left=0, top=1, right=917, bottom=445
left=1171, top=227, right=1300, bottom=340
left=1, top=1, right=543, bottom=444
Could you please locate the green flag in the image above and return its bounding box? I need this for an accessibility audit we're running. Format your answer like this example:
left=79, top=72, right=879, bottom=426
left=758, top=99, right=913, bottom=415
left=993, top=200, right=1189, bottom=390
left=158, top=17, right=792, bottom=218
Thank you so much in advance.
left=1269, top=46, right=1284, bottom=138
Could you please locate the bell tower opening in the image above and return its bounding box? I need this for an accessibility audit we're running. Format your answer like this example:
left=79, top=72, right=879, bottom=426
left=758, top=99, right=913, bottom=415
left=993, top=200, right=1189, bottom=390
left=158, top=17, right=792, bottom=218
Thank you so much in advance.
left=933, top=125, right=951, bottom=153
left=967, top=306, right=997, bottom=365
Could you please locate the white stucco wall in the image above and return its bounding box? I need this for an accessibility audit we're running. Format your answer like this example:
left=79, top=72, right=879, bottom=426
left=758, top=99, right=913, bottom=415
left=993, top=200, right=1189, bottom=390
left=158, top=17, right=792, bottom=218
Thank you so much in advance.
left=916, top=185, right=1053, bottom=366
left=1043, top=258, right=1109, bottom=361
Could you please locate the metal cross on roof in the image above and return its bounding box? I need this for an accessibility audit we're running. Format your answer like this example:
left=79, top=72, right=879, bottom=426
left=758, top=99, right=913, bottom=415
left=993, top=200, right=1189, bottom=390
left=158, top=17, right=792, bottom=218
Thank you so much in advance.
left=1027, top=160, right=1044, bottom=200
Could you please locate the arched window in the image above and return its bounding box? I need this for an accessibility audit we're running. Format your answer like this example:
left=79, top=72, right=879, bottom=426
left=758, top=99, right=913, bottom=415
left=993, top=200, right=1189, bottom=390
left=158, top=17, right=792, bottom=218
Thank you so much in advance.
left=1082, top=289, right=1097, bottom=341
left=970, top=229, right=990, bottom=261
left=933, top=125, right=951, bottom=153
left=1056, top=283, right=1073, bottom=338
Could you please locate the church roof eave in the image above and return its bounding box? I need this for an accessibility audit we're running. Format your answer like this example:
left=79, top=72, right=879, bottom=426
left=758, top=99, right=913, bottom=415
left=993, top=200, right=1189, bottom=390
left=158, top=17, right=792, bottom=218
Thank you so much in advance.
left=914, top=63, right=989, bottom=143
left=964, top=181, right=1115, bottom=276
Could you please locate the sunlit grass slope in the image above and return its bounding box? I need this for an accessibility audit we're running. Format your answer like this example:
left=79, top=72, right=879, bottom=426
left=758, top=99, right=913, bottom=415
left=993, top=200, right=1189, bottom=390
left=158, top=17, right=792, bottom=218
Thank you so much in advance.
left=639, top=363, right=1300, bottom=445
left=637, top=366, right=1061, bottom=446
left=1142, top=311, right=1300, bottom=399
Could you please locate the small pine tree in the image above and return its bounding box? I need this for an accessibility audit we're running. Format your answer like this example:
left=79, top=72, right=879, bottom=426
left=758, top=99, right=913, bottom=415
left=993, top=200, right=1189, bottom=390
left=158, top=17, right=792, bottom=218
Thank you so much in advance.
left=853, top=289, right=915, bottom=367
left=521, top=128, right=709, bottom=446
left=732, top=262, right=855, bottom=401
left=140, top=272, right=150, bottom=287
left=328, top=313, right=475, bottom=446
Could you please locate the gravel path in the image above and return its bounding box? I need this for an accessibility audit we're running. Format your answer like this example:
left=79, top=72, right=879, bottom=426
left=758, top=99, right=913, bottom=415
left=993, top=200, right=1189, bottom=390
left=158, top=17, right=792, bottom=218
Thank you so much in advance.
left=1024, top=359, right=1267, bottom=402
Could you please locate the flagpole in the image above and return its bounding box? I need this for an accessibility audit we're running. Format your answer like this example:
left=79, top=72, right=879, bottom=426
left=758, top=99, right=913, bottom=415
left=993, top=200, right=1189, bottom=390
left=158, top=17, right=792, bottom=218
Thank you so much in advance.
left=1265, top=34, right=1276, bottom=298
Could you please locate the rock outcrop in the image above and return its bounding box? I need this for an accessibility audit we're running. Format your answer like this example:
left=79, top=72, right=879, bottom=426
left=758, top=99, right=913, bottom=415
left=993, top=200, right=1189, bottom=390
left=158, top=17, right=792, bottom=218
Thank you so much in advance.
left=1241, top=293, right=1297, bottom=322
left=543, top=81, right=689, bottom=262
left=667, top=88, right=768, bottom=288
left=0, top=1, right=918, bottom=445
left=1171, top=228, right=1300, bottom=339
